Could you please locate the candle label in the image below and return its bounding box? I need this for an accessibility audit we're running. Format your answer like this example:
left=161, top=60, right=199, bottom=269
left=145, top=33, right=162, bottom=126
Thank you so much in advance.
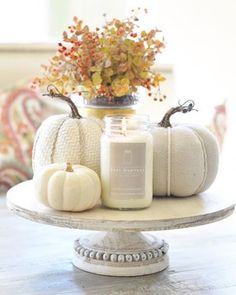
left=110, top=142, right=146, bottom=199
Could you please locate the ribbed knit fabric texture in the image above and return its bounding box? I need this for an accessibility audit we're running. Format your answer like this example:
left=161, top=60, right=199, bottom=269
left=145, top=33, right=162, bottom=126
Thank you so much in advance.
left=152, top=124, right=219, bottom=197
left=32, top=115, right=103, bottom=176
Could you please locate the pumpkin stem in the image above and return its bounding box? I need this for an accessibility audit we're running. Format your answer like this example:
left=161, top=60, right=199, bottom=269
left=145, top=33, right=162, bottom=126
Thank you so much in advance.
left=158, top=100, right=197, bottom=128
left=65, top=162, right=74, bottom=172
left=43, top=85, right=82, bottom=119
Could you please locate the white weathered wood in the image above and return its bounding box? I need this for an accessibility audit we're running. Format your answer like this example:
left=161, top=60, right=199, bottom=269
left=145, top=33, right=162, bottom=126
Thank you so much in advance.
left=7, top=180, right=235, bottom=231
left=6, top=180, right=235, bottom=277
left=1, top=194, right=236, bottom=293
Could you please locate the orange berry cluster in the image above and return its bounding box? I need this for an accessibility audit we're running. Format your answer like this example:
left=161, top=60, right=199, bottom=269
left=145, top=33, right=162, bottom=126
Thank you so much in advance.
left=33, top=9, right=166, bottom=102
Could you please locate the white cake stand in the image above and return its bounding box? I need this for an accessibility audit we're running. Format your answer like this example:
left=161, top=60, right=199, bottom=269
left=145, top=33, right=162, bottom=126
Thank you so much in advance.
left=7, top=180, right=234, bottom=277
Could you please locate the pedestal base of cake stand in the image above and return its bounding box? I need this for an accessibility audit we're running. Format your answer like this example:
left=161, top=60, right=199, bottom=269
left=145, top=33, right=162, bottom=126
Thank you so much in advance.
left=7, top=181, right=235, bottom=277
left=73, top=231, right=169, bottom=276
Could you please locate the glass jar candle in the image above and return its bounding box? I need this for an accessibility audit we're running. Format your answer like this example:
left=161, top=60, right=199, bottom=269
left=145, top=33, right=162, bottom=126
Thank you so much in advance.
left=100, top=115, right=153, bottom=210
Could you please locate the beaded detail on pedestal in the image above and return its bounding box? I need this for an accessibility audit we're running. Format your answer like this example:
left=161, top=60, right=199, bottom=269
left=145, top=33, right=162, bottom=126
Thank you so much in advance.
left=74, top=239, right=169, bottom=263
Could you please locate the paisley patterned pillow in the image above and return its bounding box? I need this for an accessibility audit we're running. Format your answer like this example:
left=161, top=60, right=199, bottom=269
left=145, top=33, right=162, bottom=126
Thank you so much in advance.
left=0, top=86, right=49, bottom=193
left=210, top=101, right=227, bottom=150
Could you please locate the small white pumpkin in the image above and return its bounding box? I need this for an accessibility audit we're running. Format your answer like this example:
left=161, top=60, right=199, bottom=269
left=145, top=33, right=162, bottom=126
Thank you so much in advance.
left=32, top=86, right=103, bottom=175
left=151, top=101, right=219, bottom=197
left=34, top=162, right=101, bottom=211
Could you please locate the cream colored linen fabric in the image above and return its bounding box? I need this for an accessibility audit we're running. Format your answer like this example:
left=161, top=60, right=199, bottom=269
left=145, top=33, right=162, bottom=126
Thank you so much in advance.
left=152, top=124, right=219, bottom=197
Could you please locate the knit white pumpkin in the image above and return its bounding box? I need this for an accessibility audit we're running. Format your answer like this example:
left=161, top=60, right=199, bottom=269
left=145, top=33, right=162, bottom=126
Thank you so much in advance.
left=32, top=88, right=103, bottom=175
left=151, top=101, right=219, bottom=197
left=34, top=163, right=101, bottom=211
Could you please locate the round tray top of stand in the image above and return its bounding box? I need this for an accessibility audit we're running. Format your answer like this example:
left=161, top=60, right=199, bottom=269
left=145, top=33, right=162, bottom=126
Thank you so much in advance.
left=7, top=180, right=235, bottom=232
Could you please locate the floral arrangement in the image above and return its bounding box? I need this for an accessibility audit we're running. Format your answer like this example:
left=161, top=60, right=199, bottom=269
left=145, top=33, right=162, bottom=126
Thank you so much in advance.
left=33, top=9, right=166, bottom=105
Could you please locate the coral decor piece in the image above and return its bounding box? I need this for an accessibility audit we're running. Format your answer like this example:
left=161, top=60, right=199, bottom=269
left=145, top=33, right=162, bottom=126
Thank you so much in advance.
left=210, top=101, right=227, bottom=150
left=33, top=8, right=166, bottom=105
left=0, top=87, right=43, bottom=192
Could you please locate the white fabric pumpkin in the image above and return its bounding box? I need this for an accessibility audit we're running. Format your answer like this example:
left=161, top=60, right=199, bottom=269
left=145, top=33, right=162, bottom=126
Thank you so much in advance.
left=34, top=163, right=101, bottom=211
left=151, top=102, right=219, bottom=197
left=32, top=88, right=103, bottom=175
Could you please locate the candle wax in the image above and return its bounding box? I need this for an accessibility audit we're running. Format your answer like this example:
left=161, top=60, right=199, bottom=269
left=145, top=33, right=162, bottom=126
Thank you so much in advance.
left=101, top=131, right=153, bottom=209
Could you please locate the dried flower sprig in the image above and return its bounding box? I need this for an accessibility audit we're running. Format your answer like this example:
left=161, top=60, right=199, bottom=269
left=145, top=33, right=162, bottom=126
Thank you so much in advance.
left=33, top=9, right=166, bottom=101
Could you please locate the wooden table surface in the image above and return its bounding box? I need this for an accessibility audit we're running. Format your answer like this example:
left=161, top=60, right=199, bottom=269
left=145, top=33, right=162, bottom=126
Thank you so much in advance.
left=1, top=194, right=236, bottom=295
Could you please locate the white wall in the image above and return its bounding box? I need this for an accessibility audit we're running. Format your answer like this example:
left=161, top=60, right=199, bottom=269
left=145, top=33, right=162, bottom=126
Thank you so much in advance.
left=125, top=0, right=236, bottom=169
left=125, top=0, right=236, bottom=107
